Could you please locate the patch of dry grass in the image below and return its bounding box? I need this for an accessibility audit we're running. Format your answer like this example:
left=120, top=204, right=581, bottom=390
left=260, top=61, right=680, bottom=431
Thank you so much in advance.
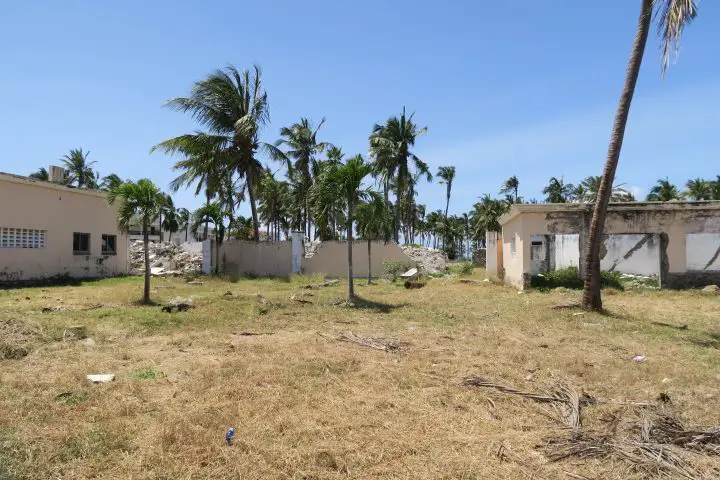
left=0, top=271, right=719, bottom=479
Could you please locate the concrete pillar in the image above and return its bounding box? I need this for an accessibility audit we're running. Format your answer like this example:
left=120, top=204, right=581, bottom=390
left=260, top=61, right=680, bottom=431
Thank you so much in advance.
left=201, top=239, right=212, bottom=274
left=291, top=231, right=303, bottom=274
left=485, top=231, right=498, bottom=277
left=666, top=226, right=687, bottom=273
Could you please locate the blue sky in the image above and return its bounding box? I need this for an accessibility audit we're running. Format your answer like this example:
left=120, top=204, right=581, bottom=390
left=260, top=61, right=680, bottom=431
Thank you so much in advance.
left=1, top=1, right=718, bottom=216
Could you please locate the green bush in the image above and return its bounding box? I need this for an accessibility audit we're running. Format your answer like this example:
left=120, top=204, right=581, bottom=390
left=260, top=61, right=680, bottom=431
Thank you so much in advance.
left=383, top=260, right=418, bottom=281
left=531, top=267, right=623, bottom=291
left=447, top=262, right=474, bottom=276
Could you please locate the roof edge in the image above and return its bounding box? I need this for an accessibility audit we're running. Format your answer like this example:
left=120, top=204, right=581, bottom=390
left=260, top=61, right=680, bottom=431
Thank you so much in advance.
left=0, top=172, right=108, bottom=198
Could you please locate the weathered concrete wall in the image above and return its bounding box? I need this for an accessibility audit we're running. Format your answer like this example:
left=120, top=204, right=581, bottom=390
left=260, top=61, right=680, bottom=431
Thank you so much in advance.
left=600, top=234, right=660, bottom=276
left=500, top=202, right=720, bottom=289
left=502, top=216, right=528, bottom=289
left=0, top=175, right=128, bottom=284
left=303, top=241, right=411, bottom=278
left=218, top=239, right=412, bottom=279
left=555, top=234, right=580, bottom=270
left=686, top=233, right=720, bottom=271
left=219, top=241, right=293, bottom=277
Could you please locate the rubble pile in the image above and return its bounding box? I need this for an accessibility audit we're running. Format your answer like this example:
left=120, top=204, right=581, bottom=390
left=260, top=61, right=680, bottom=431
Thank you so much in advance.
left=304, top=240, right=322, bottom=258
left=129, top=240, right=203, bottom=276
left=400, top=246, right=448, bottom=274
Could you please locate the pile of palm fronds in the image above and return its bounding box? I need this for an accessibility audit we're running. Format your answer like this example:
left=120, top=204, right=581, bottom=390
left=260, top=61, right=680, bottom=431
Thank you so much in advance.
left=462, top=375, right=720, bottom=478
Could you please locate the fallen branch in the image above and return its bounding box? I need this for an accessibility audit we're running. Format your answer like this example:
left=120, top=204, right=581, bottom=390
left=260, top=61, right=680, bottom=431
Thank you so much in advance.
left=462, top=376, right=566, bottom=403
left=336, top=331, right=406, bottom=353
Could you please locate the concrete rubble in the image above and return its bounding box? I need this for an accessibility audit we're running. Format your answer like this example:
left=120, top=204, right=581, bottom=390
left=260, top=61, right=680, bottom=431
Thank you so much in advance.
left=129, top=240, right=203, bottom=276
left=400, top=246, right=447, bottom=274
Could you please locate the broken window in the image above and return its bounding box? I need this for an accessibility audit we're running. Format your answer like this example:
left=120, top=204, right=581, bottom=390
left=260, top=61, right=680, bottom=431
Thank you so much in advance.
left=0, top=227, right=46, bottom=248
left=101, top=234, right=117, bottom=255
left=73, top=233, right=90, bottom=254
left=510, top=235, right=517, bottom=259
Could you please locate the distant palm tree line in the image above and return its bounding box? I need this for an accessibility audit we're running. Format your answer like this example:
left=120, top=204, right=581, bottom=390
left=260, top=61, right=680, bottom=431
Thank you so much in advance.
left=27, top=142, right=718, bottom=262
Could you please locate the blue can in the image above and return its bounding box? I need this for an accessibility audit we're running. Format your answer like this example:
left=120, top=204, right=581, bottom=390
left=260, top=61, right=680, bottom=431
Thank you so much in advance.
left=225, top=427, right=235, bottom=445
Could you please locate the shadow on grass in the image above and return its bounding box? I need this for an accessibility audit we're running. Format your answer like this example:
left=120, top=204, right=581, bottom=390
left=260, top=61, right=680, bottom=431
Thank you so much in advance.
left=686, top=331, right=720, bottom=350
left=350, top=296, right=407, bottom=314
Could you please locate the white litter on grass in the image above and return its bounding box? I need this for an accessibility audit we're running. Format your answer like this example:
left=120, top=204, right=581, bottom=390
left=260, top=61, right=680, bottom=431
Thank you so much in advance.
left=87, top=374, right=115, bottom=383
left=399, top=268, right=418, bottom=279
left=632, top=355, right=647, bottom=362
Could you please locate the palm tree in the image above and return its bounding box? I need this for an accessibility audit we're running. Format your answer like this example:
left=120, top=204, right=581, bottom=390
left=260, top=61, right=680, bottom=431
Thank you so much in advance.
left=577, top=175, right=632, bottom=202
left=29, top=167, right=49, bottom=181
left=470, top=195, right=509, bottom=244
left=685, top=178, right=712, bottom=200
left=437, top=165, right=456, bottom=250
left=499, top=176, right=519, bottom=203
left=542, top=177, right=574, bottom=203
left=157, top=194, right=175, bottom=242
left=311, top=155, right=373, bottom=301
left=176, top=208, right=191, bottom=242
left=646, top=178, right=684, bottom=201
left=100, top=173, right=123, bottom=191
left=369, top=108, right=430, bottom=243
left=61, top=148, right=97, bottom=188
left=275, top=118, right=328, bottom=236
left=710, top=176, right=720, bottom=200
left=161, top=196, right=179, bottom=242
left=356, top=193, right=392, bottom=284
left=583, top=0, right=697, bottom=311
left=155, top=65, right=283, bottom=242
left=192, top=202, right=226, bottom=274
left=107, top=179, right=164, bottom=304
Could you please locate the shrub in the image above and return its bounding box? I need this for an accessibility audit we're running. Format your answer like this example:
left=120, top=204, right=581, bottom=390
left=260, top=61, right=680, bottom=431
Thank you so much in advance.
left=447, top=262, right=474, bottom=276
left=531, top=267, right=623, bottom=291
left=383, top=260, right=418, bottom=281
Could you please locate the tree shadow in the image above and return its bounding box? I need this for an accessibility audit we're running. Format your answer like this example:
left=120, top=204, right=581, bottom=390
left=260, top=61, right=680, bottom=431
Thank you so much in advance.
left=349, top=296, right=407, bottom=314
left=686, top=331, right=720, bottom=350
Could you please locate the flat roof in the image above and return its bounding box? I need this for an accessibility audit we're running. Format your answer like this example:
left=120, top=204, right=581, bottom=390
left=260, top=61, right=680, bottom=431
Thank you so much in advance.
left=500, top=201, right=720, bottom=225
left=0, top=171, right=108, bottom=198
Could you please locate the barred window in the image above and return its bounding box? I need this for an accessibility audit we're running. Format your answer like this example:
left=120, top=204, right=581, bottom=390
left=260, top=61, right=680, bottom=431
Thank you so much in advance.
left=102, top=234, right=117, bottom=255
left=73, top=233, right=90, bottom=254
left=0, top=227, right=47, bottom=248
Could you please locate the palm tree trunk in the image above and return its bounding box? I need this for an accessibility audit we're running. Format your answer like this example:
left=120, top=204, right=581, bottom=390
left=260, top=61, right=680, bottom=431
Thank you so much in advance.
left=367, top=239, right=372, bottom=285
left=247, top=169, right=260, bottom=242
left=583, top=0, right=652, bottom=311
left=143, top=221, right=151, bottom=304
left=159, top=213, right=163, bottom=242
left=347, top=202, right=355, bottom=301
left=185, top=225, right=188, bottom=242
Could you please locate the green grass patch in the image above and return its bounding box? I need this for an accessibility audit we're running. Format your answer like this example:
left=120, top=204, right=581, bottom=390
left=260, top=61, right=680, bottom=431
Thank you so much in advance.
left=131, top=366, right=165, bottom=380
left=446, top=262, right=473, bottom=277
left=54, top=391, right=88, bottom=406
left=531, top=267, right=623, bottom=291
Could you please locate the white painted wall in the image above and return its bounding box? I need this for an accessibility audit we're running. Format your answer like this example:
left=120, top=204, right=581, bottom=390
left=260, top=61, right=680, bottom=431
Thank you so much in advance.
left=550, top=233, right=659, bottom=276
left=686, top=233, right=720, bottom=271
left=600, top=234, right=660, bottom=276
left=555, top=234, right=580, bottom=269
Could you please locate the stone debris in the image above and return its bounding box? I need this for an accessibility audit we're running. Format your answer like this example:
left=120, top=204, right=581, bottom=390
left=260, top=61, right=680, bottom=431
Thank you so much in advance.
left=701, top=285, right=719, bottom=294
left=129, top=240, right=203, bottom=276
left=400, top=246, right=447, bottom=274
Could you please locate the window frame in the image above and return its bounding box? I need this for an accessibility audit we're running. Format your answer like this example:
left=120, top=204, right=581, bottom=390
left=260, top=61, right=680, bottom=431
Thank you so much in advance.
left=73, top=232, right=91, bottom=255
left=101, top=234, right=117, bottom=255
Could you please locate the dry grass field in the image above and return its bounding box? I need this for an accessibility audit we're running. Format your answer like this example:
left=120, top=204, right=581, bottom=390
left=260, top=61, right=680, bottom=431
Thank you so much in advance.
left=1, top=271, right=719, bottom=479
